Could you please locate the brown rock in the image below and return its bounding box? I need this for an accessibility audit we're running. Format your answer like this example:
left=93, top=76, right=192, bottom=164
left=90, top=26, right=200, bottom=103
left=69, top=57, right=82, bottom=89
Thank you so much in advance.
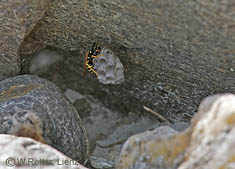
left=9, top=112, right=46, bottom=144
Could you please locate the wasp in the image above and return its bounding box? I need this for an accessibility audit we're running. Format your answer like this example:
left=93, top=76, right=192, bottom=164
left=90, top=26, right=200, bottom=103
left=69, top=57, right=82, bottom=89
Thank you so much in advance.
left=83, top=42, right=102, bottom=77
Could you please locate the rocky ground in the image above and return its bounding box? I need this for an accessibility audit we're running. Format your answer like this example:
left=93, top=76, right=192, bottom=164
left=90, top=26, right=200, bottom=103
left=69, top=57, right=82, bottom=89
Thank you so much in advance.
left=116, top=94, right=235, bottom=169
left=1, top=0, right=235, bottom=169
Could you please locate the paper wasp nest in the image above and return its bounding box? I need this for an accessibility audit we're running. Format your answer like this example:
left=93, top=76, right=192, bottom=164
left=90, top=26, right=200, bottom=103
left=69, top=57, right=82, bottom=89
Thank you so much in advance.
left=93, top=48, right=124, bottom=84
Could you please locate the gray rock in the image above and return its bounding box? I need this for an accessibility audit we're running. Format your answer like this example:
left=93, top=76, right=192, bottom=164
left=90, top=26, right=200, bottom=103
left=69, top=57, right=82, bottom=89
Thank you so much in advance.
left=0, top=75, right=89, bottom=163
left=64, top=88, right=85, bottom=104
left=88, top=156, right=114, bottom=169
left=68, top=93, right=160, bottom=162
left=0, top=134, right=88, bottom=169
left=0, top=0, right=52, bottom=80
left=93, top=48, right=124, bottom=84
left=19, top=0, right=235, bottom=125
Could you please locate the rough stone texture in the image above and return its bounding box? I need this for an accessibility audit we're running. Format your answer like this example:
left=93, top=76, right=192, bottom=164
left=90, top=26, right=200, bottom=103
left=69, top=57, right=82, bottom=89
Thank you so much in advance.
left=116, top=94, right=235, bottom=169
left=0, top=75, right=89, bottom=163
left=16, top=0, right=235, bottom=164
left=0, top=134, right=88, bottom=169
left=63, top=88, right=187, bottom=166
left=178, top=94, right=235, bottom=169
left=116, top=126, right=184, bottom=169
left=0, top=0, right=52, bottom=80
left=19, top=0, right=235, bottom=125
left=88, top=156, right=114, bottom=169
left=93, top=48, right=124, bottom=84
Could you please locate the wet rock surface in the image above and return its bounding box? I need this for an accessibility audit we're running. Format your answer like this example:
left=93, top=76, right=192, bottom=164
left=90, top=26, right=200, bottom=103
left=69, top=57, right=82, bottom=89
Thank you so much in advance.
left=116, top=94, right=235, bottom=169
left=0, top=134, right=88, bottom=169
left=0, top=75, right=89, bottom=163
left=0, top=0, right=52, bottom=80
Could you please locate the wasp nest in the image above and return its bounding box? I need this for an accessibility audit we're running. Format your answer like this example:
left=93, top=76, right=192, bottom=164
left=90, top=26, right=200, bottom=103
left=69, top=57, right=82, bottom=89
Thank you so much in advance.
left=93, top=48, right=124, bottom=84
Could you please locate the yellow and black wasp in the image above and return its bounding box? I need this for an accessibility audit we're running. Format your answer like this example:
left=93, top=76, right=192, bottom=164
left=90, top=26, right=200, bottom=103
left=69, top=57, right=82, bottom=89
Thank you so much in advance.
left=83, top=42, right=101, bottom=77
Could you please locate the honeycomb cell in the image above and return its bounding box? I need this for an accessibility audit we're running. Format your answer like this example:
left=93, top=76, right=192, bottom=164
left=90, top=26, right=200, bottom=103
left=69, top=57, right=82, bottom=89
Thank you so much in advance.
left=93, top=48, right=124, bottom=84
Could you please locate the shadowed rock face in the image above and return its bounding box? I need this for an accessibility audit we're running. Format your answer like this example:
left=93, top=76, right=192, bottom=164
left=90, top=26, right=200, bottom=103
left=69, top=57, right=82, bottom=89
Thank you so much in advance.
left=0, top=75, right=89, bottom=163
left=0, top=0, right=52, bottom=80
left=19, top=0, right=235, bottom=122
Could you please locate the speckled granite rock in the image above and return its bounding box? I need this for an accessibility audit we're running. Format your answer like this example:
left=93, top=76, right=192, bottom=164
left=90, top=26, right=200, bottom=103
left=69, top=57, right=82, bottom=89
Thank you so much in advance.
left=0, top=134, right=88, bottom=169
left=0, top=0, right=52, bottom=80
left=0, top=75, right=89, bottom=163
left=116, top=94, right=235, bottom=169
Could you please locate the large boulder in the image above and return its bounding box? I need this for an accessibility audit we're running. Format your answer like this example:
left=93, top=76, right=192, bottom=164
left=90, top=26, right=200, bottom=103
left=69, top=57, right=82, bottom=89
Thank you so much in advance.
left=178, top=94, right=235, bottom=169
left=116, top=94, right=235, bottom=169
left=0, top=134, right=87, bottom=169
left=19, top=0, right=235, bottom=124
left=0, top=0, right=52, bottom=80
left=0, top=75, right=89, bottom=163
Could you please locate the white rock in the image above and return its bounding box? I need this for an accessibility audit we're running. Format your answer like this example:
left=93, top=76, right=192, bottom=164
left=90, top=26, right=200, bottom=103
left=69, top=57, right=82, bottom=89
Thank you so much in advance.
left=0, top=134, right=88, bottom=169
left=178, top=94, right=235, bottom=169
